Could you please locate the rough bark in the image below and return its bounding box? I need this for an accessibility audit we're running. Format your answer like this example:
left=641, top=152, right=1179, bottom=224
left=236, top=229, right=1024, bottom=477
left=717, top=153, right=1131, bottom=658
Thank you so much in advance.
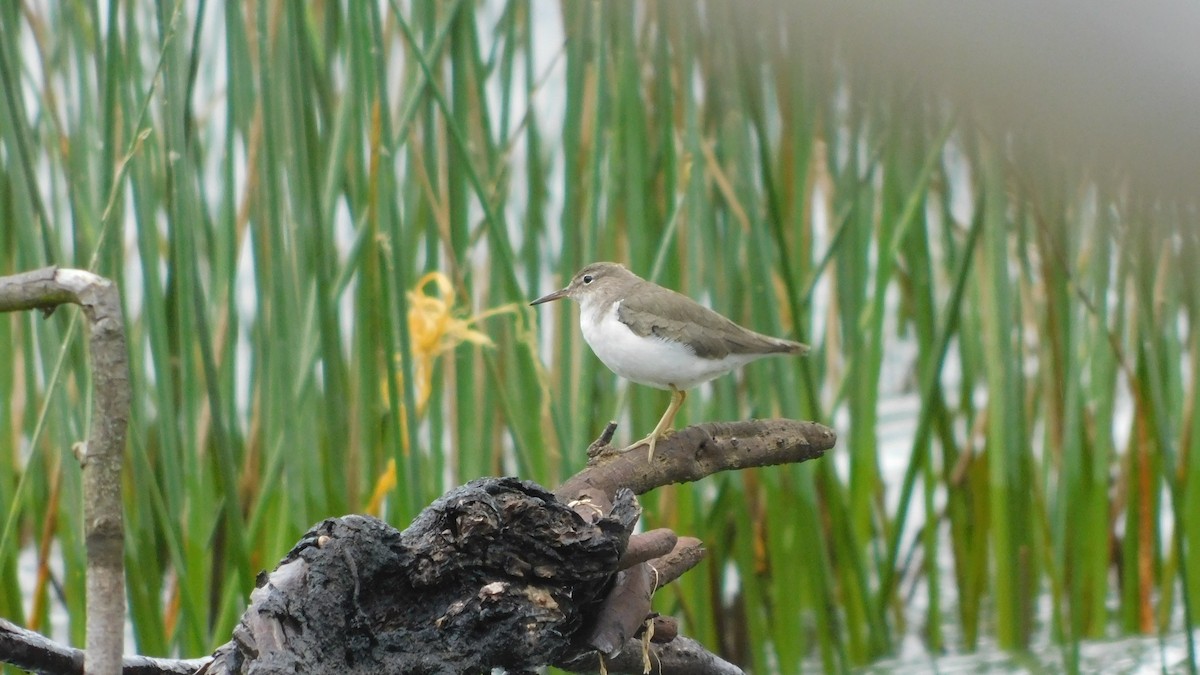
left=197, top=478, right=639, bottom=675
left=187, top=419, right=835, bottom=674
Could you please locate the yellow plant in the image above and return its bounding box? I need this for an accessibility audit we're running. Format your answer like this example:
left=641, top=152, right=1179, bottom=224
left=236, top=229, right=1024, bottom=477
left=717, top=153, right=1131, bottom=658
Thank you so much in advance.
left=370, top=271, right=514, bottom=512
left=404, top=271, right=497, bottom=414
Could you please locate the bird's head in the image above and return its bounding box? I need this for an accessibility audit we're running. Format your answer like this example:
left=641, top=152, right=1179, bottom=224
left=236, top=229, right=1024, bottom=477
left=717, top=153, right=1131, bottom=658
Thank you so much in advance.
left=530, top=262, right=633, bottom=307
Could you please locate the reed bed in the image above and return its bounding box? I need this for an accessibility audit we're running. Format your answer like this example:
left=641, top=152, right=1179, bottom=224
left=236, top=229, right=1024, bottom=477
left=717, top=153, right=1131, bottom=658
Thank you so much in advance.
left=1, top=2, right=1196, bottom=673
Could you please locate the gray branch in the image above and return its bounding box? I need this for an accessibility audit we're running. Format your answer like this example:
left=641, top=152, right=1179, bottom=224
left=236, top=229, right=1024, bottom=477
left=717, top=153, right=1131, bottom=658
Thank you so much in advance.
left=0, top=267, right=130, bottom=675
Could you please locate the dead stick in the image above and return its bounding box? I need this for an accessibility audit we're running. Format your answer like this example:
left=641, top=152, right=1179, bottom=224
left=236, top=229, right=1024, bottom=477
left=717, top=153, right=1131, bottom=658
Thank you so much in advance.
left=0, top=267, right=130, bottom=675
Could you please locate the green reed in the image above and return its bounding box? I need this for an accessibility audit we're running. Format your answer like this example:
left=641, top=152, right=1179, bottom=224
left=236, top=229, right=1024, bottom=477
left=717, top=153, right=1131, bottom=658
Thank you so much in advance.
left=1, top=2, right=1196, bottom=674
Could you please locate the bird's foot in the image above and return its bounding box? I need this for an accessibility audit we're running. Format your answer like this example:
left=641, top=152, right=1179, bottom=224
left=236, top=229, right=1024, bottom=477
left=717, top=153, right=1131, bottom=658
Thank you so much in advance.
left=634, top=386, right=685, bottom=462
left=632, top=428, right=672, bottom=462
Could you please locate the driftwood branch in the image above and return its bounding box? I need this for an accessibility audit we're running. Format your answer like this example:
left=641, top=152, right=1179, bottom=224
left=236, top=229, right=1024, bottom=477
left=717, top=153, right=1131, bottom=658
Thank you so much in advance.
left=558, top=419, right=837, bottom=501
left=183, top=418, right=834, bottom=674
left=0, top=267, right=130, bottom=675
left=552, top=419, right=835, bottom=669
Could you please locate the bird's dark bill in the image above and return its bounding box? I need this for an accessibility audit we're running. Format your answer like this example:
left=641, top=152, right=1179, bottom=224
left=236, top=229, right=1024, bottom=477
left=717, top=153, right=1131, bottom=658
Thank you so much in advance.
left=530, top=288, right=569, bottom=305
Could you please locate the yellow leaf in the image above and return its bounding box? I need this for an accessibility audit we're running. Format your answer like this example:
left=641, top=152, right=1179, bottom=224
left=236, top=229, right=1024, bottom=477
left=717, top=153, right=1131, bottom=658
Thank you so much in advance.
left=377, top=271, right=518, bottom=465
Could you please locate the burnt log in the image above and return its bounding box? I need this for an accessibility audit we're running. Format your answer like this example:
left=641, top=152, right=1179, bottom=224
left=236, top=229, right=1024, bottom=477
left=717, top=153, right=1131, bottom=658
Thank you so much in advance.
left=0, top=419, right=835, bottom=674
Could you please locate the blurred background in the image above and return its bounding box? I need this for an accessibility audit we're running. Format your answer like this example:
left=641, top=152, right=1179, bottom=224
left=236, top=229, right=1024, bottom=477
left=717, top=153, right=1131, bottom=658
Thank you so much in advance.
left=2, top=1, right=1198, bottom=672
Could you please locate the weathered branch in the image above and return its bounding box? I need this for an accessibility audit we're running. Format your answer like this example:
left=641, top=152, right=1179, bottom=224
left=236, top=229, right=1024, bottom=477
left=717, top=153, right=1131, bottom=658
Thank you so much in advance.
left=556, top=419, right=836, bottom=502
left=548, top=418, right=836, bottom=670
left=0, top=267, right=129, bottom=675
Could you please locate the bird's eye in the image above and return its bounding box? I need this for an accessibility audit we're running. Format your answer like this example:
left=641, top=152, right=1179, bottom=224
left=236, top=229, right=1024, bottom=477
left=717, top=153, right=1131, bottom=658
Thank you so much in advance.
left=582, top=275, right=594, bottom=284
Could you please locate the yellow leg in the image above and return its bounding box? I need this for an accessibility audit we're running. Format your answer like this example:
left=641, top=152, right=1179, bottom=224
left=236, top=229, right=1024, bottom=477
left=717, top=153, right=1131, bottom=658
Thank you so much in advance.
left=636, top=386, right=686, bottom=461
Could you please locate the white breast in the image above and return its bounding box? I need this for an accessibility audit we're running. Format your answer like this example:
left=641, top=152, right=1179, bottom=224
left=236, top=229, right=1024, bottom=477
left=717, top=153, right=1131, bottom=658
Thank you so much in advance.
left=578, top=300, right=761, bottom=390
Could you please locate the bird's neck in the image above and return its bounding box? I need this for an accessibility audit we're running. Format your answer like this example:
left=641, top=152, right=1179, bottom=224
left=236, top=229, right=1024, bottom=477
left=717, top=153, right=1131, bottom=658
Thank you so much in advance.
left=578, top=292, right=619, bottom=326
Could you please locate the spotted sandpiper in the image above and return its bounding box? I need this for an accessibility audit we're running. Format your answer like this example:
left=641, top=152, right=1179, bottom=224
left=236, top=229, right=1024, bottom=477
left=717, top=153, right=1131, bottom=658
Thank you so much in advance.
left=531, top=262, right=807, bottom=460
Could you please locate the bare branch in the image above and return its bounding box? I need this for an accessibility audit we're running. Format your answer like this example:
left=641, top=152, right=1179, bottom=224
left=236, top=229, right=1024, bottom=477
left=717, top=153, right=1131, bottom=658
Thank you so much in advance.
left=0, top=267, right=130, bottom=675
left=557, top=419, right=836, bottom=502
